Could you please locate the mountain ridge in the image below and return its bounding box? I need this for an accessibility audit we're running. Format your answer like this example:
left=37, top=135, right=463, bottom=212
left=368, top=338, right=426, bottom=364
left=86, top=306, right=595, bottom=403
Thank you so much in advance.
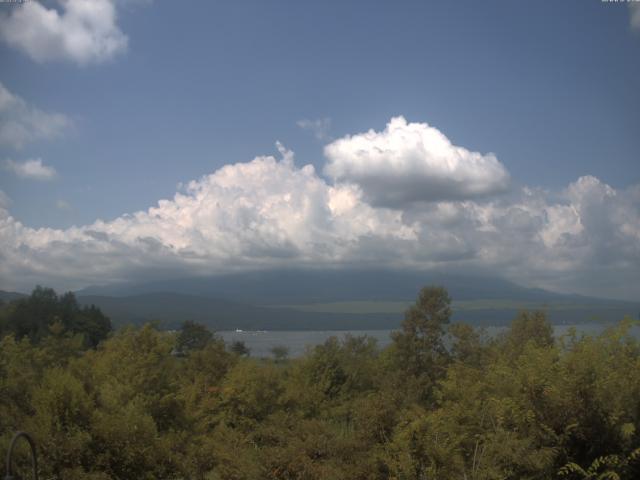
left=75, top=269, right=608, bottom=304
left=3, top=271, right=637, bottom=330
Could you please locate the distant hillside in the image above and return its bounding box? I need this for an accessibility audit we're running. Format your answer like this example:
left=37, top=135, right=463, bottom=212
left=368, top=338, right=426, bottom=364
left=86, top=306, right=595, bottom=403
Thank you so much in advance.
left=76, top=292, right=639, bottom=331
left=72, top=270, right=640, bottom=329
left=76, top=292, right=400, bottom=331
left=0, top=290, right=27, bottom=303
left=77, top=269, right=596, bottom=304
left=6, top=270, right=638, bottom=330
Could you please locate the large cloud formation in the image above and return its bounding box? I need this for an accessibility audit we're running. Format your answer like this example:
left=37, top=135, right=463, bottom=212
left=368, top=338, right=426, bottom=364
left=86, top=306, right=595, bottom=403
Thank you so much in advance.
left=0, top=146, right=414, bottom=289
left=324, top=116, right=510, bottom=207
left=0, top=0, right=128, bottom=65
left=0, top=132, right=638, bottom=299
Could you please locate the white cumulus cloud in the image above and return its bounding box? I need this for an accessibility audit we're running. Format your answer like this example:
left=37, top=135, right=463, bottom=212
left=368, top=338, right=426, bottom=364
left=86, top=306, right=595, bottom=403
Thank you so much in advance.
left=0, top=0, right=128, bottom=65
left=0, top=147, right=416, bottom=290
left=0, top=129, right=637, bottom=300
left=0, top=82, right=72, bottom=149
left=324, top=116, right=510, bottom=207
left=4, top=158, right=57, bottom=180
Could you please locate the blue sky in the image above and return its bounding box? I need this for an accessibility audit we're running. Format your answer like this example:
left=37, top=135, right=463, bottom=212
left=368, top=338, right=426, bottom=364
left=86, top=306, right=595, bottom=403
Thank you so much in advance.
left=0, top=0, right=639, bottom=299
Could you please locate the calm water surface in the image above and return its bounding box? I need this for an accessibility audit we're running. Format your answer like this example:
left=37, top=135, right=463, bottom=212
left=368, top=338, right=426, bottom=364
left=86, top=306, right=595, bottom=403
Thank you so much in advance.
left=219, top=324, right=629, bottom=358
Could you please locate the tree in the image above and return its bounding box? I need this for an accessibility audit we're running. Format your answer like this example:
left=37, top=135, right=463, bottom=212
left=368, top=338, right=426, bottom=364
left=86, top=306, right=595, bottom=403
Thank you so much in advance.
left=2, top=287, right=111, bottom=347
left=503, top=310, right=554, bottom=355
left=230, top=340, right=250, bottom=357
left=176, top=320, right=213, bottom=354
left=75, top=305, right=112, bottom=348
left=271, top=345, right=289, bottom=363
left=5, top=286, right=59, bottom=342
left=391, top=286, right=452, bottom=399
left=218, top=361, right=284, bottom=427
left=448, top=322, right=486, bottom=365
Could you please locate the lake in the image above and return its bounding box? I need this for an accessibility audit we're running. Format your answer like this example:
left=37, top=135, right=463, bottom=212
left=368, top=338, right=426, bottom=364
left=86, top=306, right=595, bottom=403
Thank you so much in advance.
left=218, top=323, right=629, bottom=358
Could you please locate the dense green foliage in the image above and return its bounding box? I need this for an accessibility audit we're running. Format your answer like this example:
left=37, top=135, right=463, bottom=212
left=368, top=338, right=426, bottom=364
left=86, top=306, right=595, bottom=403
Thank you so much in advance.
left=177, top=320, right=214, bottom=354
left=1, top=286, right=639, bottom=479
left=0, top=286, right=111, bottom=347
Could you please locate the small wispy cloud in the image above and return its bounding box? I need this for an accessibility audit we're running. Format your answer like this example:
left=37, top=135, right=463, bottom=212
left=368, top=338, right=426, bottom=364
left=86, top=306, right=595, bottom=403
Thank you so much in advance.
left=631, top=3, right=640, bottom=30
left=56, top=199, right=72, bottom=210
left=0, top=82, right=72, bottom=149
left=297, top=118, right=332, bottom=141
left=0, top=190, right=10, bottom=210
left=4, top=158, right=57, bottom=181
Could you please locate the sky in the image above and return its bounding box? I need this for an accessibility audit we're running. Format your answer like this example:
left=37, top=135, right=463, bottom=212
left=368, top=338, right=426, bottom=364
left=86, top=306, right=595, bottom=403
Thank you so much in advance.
left=0, top=0, right=639, bottom=300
